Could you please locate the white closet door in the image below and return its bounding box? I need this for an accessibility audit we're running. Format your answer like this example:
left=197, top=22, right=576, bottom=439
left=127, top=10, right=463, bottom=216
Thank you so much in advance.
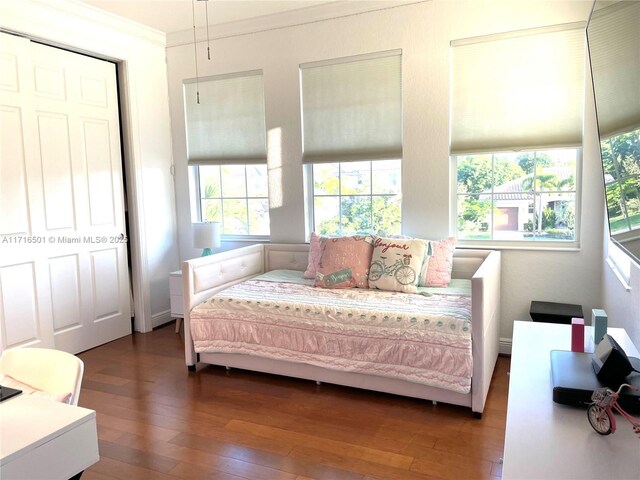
left=0, top=33, right=131, bottom=353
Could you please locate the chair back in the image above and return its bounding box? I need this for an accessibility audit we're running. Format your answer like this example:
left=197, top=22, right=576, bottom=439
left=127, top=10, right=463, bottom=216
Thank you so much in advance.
left=0, top=348, right=84, bottom=405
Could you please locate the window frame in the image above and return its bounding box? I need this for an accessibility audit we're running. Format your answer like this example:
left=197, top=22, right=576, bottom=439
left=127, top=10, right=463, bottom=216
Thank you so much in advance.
left=303, top=160, right=402, bottom=239
left=451, top=148, right=583, bottom=250
left=191, top=164, right=270, bottom=242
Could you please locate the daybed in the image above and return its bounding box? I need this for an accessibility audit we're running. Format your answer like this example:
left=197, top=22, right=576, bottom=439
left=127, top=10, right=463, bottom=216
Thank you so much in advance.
left=182, top=243, right=501, bottom=417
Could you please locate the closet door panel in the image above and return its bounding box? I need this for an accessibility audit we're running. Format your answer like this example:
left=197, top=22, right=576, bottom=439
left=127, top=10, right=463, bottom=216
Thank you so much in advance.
left=0, top=33, right=131, bottom=354
left=0, top=106, right=30, bottom=236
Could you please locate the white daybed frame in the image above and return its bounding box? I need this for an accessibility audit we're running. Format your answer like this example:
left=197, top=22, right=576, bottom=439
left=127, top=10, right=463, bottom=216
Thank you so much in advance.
left=182, top=244, right=501, bottom=417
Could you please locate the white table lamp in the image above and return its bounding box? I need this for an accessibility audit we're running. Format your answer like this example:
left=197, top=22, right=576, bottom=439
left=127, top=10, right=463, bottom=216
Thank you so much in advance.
left=193, top=222, right=221, bottom=256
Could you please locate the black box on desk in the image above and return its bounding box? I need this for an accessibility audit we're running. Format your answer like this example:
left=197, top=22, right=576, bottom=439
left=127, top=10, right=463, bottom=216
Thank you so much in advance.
left=551, top=350, right=640, bottom=413
left=530, top=301, right=583, bottom=324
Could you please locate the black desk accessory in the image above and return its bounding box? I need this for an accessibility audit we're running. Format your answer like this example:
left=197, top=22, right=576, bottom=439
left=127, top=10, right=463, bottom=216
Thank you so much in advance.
left=0, top=385, right=22, bottom=402
left=550, top=350, right=640, bottom=413
left=530, top=301, right=583, bottom=324
left=592, top=334, right=640, bottom=382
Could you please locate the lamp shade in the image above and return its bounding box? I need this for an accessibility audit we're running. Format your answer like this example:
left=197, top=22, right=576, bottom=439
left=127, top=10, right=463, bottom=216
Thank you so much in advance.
left=193, top=222, right=221, bottom=250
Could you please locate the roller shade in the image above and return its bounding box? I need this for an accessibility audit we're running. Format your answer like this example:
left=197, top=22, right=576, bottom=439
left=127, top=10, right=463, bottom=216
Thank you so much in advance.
left=588, top=1, right=640, bottom=138
left=450, top=23, right=585, bottom=155
left=301, top=50, right=402, bottom=164
left=184, top=70, right=267, bottom=165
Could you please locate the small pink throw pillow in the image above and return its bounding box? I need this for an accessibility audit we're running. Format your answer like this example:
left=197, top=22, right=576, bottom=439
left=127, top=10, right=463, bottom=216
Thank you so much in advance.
left=314, top=235, right=374, bottom=289
left=423, top=237, right=456, bottom=287
left=303, top=232, right=323, bottom=279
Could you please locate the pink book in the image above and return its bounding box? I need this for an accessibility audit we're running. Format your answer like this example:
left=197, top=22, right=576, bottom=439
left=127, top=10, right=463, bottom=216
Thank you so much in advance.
left=571, top=317, right=585, bottom=352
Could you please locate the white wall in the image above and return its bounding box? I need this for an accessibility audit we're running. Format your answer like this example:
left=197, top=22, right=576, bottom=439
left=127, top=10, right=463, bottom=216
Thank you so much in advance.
left=166, top=0, right=606, bottom=344
left=1, top=0, right=180, bottom=332
left=602, top=242, right=640, bottom=347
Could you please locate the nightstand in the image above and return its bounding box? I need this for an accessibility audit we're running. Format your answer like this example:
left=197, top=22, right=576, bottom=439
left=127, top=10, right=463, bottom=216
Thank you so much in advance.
left=169, top=270, right=183, bottom=333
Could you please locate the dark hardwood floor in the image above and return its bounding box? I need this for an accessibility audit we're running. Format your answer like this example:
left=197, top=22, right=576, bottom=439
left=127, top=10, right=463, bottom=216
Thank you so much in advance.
left=78, top=322, right=510, bottom=480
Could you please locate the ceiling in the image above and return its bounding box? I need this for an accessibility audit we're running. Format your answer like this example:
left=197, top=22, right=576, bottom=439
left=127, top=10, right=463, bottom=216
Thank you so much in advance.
left=80, top=0, right=340, bottom=34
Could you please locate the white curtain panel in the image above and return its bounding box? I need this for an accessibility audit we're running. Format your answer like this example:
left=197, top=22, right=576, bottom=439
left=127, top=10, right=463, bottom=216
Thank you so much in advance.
left=184, top=70, right=267, bottom=164
left=301, top=50, right=402, bottom=164
left=588, top=0, right=640, bottom=139
left=450, top=23, right=586, bottom=155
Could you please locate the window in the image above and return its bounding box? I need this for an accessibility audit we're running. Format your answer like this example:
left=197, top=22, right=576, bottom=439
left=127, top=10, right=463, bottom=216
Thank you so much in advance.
left=602, top=128, right=640, bottom=234
left=183, top=70, right=269, bottom=237
left=300, top=50, right=402, bottom=236
left=450, top=24, right=585, bottom=244
left=310, top=160, right=401, bottom=236
left=589, top=3, right=640, bottom=238
left=455, top=149, right=578, bottom=242
left=195, top=164, right=269, bottom=236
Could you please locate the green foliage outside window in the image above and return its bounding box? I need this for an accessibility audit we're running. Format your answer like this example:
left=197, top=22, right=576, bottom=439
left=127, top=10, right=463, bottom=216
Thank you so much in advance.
left=199, top=165, right=269, bottom=236
left=456, top=149, right=577, bottom=241
left=313, top=160, right=401, bottom=236
left=601, top=129, right=640, bottom=234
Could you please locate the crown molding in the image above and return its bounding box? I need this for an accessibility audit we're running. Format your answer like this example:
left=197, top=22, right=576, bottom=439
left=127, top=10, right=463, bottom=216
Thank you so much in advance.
left=1, top=0, right=166, bottom=47
left=166, top=0, right=426, bottom=48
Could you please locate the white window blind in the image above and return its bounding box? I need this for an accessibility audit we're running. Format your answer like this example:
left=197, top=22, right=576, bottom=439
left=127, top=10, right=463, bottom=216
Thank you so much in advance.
left=588, top=0, right=640, bottom=138
left=300, top=50, right=402, bottom=164
left=450, top=23, right=585, bottom=155
left=184, top=70, right=267, bottom=165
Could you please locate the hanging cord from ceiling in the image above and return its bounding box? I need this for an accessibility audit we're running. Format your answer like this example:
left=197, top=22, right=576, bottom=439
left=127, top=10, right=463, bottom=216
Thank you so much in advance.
left=191, top=0, right=200, bottom=104
left=204, top=0, right=211, bottom=60
left=191, top=0, right=213, bottom=104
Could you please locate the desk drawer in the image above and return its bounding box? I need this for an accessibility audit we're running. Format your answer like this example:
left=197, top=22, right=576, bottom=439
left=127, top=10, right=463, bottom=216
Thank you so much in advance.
left=1, top=417, right=98, bottom=480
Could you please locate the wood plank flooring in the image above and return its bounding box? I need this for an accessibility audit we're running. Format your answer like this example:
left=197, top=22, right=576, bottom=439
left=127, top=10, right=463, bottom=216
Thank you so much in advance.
left=78, top=323, right=510, bottom=480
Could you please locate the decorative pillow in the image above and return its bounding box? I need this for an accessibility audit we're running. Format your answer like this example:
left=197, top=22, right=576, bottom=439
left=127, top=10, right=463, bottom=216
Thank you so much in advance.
left=421, top=237, right=456, bottom=287
left=314, top=235, right=374, bottom=289
left=368, top=237, right=427, bottom=293
left=303, top=232, right=323, bottom=279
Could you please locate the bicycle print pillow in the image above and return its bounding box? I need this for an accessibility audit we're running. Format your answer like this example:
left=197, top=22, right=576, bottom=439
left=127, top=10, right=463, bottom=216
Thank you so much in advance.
left=368, top=237, right=427, bottom=293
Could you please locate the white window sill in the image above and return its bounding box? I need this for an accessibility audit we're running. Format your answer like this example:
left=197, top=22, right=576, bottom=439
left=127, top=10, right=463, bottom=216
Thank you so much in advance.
left=457, top=240, right=580, bottom=252
left=221, top=235, right=270, bottom=243
left=606, top=258, right=632, bottom=291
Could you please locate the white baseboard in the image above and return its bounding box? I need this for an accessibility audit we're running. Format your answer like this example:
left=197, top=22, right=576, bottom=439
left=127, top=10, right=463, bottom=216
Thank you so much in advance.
left=499, top=337, right=512, bottom=356
left=151, top=309, right=173, bottom=329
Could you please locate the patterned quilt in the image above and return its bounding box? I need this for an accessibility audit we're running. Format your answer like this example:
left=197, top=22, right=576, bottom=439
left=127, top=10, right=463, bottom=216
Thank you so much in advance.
left=190, top=271, right=473, bottom=393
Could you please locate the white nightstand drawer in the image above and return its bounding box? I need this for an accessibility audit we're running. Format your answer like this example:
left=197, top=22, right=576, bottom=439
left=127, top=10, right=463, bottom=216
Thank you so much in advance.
left=170, top=295, right=183, bottom=317
left=169, top=270, right=184, bottom=332
left=169, top=273, right=182, bottom=295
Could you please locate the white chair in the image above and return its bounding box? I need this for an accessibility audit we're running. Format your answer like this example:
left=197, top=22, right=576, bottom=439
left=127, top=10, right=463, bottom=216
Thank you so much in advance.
left=0, top=348, right=84, bottom=405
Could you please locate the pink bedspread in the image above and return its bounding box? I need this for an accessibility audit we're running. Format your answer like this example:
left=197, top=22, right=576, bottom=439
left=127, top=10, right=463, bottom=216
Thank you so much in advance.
left=190, top=278, right=472, bottom=393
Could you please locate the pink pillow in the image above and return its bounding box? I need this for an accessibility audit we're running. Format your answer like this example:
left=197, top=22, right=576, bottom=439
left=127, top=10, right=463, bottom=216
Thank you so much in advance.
left=314, top=236, right=374, bottom=288
left=422, top=237, right=456, bottom=287
left=303, top=232, right=323, bottom=279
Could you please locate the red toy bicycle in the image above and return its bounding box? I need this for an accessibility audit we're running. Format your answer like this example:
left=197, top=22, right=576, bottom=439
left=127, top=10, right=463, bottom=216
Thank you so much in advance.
left=587, top=383, right=640, bottom=436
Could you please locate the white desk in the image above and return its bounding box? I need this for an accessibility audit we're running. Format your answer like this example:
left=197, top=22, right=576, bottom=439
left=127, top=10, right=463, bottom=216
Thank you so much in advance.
left=0, top=395, right=99, bottom=479
left=503, top=321, right=640, bottom=479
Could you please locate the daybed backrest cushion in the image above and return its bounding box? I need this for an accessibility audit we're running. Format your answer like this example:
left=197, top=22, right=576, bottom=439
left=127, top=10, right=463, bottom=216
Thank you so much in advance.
left=451, top=249, right=489, bottom=279
left=264, top=244, right=310, bottom=272
left=192, top=245, right=264, bottom=295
